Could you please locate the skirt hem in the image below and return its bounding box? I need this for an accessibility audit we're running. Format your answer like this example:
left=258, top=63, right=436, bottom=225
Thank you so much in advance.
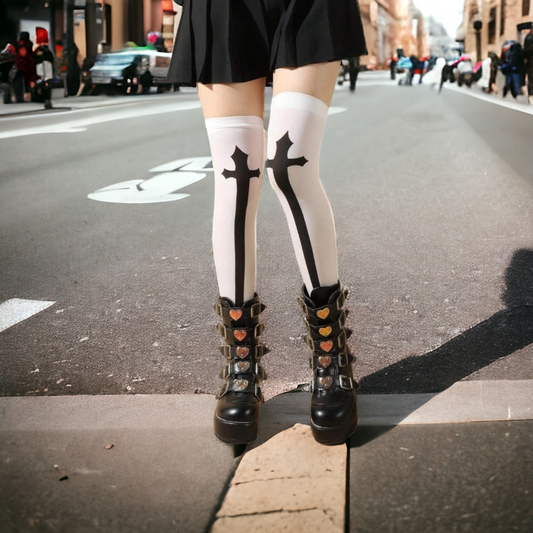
left=167, top=48, right=368, bottom=86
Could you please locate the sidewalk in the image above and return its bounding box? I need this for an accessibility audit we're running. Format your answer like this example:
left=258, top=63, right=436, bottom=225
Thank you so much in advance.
left=1, top=383, right=532, bottom=532
left=441, top=81, right=533, bottom=115
left=0, top=87, right=197, bottom=117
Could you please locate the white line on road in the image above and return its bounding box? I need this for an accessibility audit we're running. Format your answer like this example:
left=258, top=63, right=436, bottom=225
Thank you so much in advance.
left=442, top=83, right=533, bottom=116
left=0, top=101, right=202, bottom=140
left=0, top=298, right=55, bottom=333
left=328, top=107, right=347, bottom=115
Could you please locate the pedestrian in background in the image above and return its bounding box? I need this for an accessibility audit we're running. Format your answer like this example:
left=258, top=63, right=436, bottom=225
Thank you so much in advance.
left=0, top=42, right=16, bottom=103
left=33, top=27, right=54, bottom=109
left=488, top=51, right=499, bottom=94
left=509, top=42, right=526, bottom=97
left=397, top=55, right=413, bottom=85
left=389, top=56, right=397, bottom=80
left=408, top=55, right=419, bottom=85
left=501, top=42, right=524, bottom=99
left=348, top=56, right=360, bottom=92
left=524, top=32, right=533, bottom=105
left=167, top=0, right=366, bottom=447
left=13, top=31, right=36, bottom=102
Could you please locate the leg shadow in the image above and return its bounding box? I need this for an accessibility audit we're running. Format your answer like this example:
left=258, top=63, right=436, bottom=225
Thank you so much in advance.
left=350, top=248, right=533, bottom=448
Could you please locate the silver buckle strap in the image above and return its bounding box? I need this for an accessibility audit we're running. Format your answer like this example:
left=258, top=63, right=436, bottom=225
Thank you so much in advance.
left=214, top=302, right=266, bottom=320
left=298, top=288, right=348, bottom=319
left=219, top=344, right=268, bottom=358
left=221, top=362, right=267, bottom=380
left=339, top=375, right=354, bottom=390
left=304, top=330, right=348, bottom=352
left=310, top=352, right=351, bottom=370
left=303, top=310, right=347, bottom=335
left=217, top=323, right=264, bottom=342
left=216, top=378, right=263, bottom=401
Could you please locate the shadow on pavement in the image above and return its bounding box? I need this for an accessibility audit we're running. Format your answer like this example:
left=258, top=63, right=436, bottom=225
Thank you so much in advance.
left=359, top=248, right=533, bottom=395
left=349, top=248, right=533, bottom=448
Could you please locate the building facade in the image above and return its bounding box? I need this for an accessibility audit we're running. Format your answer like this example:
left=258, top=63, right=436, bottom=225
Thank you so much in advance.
left=459, top=0, right=532, bottom=59
left=1, top=0, right=182, bottom=62
left=358, top=0, right=427, bottom=67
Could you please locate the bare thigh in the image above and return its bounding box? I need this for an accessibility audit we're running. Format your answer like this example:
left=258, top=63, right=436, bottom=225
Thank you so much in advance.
left=273, top=61, right=341, bottom=106
left=197, top=78, right=267, bottom=119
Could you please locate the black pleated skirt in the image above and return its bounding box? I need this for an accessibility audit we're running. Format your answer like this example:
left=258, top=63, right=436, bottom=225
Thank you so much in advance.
left=168, top=0, right=367, bottom=86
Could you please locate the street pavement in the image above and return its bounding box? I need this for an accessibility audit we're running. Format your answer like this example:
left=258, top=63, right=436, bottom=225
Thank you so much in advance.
left=1, top=72, right=533, bottom=532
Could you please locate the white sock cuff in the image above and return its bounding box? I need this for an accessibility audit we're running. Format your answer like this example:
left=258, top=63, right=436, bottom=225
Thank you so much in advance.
left=205, top=115, right=264, bottom=133
left=271, top=92, right=328, bottom=119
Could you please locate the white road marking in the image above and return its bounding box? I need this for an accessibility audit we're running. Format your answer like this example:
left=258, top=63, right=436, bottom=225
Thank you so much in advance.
left=0, top=101, right=202, bottom=140
left=441, top=83, right=533, bottom=115
left=0, top=298, right=55, bottom=333
left=149, top=156, right=213, bottom=173
left=328, top=107, right=347, bottom=115
left=89, top=156, right=212, bottom=204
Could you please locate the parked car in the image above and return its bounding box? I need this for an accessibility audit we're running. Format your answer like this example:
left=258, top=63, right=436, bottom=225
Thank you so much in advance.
left=89, top=49, right=174, bottom=94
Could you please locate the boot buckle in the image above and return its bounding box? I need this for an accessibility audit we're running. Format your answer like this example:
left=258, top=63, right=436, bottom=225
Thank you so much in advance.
left=216, top=382, right=229, bottom=399
left=339, top=375, right=353, bottom=390
left=338, top=353, right=350, bottom=367
left=217, top=323, right=228, bottom=339
left=254, top=323, right=264, bottom=338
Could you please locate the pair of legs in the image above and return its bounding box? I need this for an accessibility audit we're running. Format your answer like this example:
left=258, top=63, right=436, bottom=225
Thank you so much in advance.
left=201, top=62, right=359, bottom=445
left=198, top=61, right=341, bottom=305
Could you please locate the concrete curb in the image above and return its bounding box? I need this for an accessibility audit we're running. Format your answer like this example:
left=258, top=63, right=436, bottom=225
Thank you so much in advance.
left=2, top=381, right=531, bottom=431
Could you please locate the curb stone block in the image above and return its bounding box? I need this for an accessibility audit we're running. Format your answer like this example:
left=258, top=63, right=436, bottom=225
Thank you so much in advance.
left=211, top=424, right=346, bottom=532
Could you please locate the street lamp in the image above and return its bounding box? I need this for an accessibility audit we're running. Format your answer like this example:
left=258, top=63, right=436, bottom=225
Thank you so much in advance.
left=473, top=20, right=482, bottom=63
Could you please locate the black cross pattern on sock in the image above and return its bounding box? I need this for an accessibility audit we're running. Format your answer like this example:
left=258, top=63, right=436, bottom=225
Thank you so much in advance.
left=266, top=132, right=320, bottom=288
left=222, top=146, right=261, bottom=306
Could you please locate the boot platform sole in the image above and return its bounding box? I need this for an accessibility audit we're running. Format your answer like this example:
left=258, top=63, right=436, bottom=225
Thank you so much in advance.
left=310, top=402, right=358, bottom=446
left=214, top=414, right=259, bottom=445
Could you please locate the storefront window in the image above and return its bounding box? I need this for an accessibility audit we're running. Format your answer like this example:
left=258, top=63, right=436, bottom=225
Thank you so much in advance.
left=489, top=7, right=496, bottom=44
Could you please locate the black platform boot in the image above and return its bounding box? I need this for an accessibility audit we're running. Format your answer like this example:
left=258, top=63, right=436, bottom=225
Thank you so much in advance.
left=299, top=283, right=358, bottom=445
left=213, top=294, right=268, bottom=444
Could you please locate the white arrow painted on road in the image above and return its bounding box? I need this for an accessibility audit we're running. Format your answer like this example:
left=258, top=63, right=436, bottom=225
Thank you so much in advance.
left=0, top=298, right=56, bottom=333
left=88, top=156, right=213, bottom=204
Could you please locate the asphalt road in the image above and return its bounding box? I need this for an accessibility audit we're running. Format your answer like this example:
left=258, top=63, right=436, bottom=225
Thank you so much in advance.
left=1, top=76, right=533, bottom=399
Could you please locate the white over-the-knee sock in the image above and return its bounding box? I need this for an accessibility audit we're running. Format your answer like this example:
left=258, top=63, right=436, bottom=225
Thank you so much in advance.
left=266, top=92, right=338, bottom=294
left=205, top=115, right=264, bottom=305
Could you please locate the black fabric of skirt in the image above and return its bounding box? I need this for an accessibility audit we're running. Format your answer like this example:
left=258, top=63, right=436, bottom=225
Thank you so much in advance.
left=168, top=0, right=367, bottom=86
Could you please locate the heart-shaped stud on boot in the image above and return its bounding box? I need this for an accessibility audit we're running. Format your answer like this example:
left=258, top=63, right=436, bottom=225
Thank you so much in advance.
left=319, top=326, right=332, bottom=337
left=234, top=330, right=247, bottom=341
left=234, top=379, right=249, bottom=391
left=229, top=310, right=243, bottom=321
left=318, top=356, right=332, bottom=368
left=317, top=309, right=330, bottom=320
left=320, top=340, right=333, bottom=352
left=318, top=376, right=333, bottom=389
left=236, top=347, right=249, bottom=359
left=236, top=361, right=250, bottom=372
